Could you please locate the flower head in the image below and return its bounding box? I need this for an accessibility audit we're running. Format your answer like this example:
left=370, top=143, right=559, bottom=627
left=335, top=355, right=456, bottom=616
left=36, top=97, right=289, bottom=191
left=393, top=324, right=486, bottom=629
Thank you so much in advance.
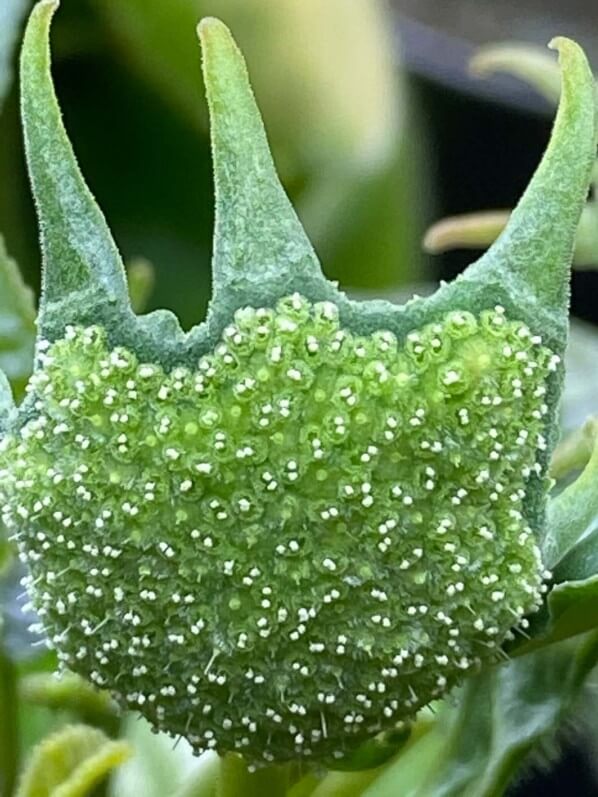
left=0, top=0, right=595, bottom=766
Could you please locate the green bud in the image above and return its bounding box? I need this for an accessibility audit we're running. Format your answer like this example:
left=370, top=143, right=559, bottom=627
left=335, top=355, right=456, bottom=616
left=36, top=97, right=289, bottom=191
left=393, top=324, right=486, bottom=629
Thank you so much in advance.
left=1, top=0, right=595, bottom=768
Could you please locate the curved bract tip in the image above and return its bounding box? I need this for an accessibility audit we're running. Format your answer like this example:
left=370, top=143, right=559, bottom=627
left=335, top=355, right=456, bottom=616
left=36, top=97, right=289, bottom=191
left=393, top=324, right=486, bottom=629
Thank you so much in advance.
left=20, top=0, right=132, bottom=351
left=452, top=35, right=597, bottom=354
left=549, top=36, right=578, bottom=56
left=196, top=16, right=224, bottom=36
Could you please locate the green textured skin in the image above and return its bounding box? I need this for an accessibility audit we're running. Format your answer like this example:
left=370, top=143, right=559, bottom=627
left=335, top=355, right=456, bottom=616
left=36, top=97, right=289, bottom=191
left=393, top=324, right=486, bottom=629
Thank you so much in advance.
left=5, top=0, right=596, bottom=771
left=0, top=296, right=554, bottom=762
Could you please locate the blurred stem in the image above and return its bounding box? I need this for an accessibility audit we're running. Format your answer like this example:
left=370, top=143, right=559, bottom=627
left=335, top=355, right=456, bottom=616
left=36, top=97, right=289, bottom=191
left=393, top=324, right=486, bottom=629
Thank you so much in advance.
left=217, top=754, right=289, bottom=797
left=0, top=649, right=18, bottom=797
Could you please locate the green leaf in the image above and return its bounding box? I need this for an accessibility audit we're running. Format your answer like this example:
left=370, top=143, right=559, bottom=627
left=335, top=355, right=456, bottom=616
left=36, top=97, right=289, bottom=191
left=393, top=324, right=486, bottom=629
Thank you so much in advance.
left=0, top=234, right=35, bottom=401
left=364, top=633, right=598, bottom=797
left=543, top=418, right=598, bottom=569
left=16, top=724, right=131, bottom=797
left=522, top=577, right=598, bottom=652
left=562, top=322, right=598, bottom=432
left=20, top=672, right=120, bottom=734
left=0, top=0, right=29, bottom=109
left=508, top=420, right=598, bottom=653
left=197, top=18, right=330, bottom=321
left=423, top=210, right=512, bottom=256
left=215, top=754, right=289, bottom=797
left=326, top=727, right=411, bottom=772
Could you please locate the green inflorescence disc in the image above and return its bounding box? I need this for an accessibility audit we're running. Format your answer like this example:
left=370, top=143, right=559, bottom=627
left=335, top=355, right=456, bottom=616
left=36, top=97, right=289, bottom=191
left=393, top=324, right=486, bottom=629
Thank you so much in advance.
left=0, top=294, right=553, bottom=763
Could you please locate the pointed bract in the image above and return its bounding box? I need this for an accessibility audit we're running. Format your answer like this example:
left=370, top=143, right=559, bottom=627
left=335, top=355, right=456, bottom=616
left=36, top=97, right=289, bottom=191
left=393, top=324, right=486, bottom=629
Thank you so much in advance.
left=20, top=0, right=132, bottom=347
left=429, top=38, right=596, bottom=355
left=198, top=18, right=333, bottom=329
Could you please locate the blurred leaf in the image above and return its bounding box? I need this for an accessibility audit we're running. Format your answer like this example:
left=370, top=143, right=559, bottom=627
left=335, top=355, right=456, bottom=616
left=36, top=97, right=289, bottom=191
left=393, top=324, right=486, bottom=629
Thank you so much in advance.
left=96, top=0, right=400, bottom=175
left=0, top=235, right=35, bottom=400
left=364, top=633, right=598, bottom=797
left=327, top=726, right=411, bottom=773
left=171, top=753, right=219, bottom=797
left=0, top=0, right=29, bottom=109
left=520, top=577, right=598, bottom=653
left=16, top=724, right=131, bottom=797
left=0, top=562, right=44, bottom=662
left=109, top=715, right=199, bottom=797
left=543, top=418, right=598, bottom=569
left=21, top=672, right=120, bottom=734
left=423, top=202, right=598, bottom=270
left=470, top=42, right=562, bottom=104
left=95, top=0, right=423, bottom=292
left=423, top=210, right=511, bottom=255
left=561, top=321, right=598, bottom=433
left=550, top=419, right=596, bottom=482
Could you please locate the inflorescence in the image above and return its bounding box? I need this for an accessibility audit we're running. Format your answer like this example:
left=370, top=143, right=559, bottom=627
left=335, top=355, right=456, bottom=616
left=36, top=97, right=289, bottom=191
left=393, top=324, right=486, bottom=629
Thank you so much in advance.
left=0, top=294, right=554, bottom=763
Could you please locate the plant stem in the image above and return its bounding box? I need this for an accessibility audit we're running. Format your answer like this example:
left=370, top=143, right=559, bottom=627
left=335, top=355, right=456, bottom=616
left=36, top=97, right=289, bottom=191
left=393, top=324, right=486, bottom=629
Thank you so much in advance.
left=0, top=649, right=19, bottom=797
left=217, top=754, right=289, bottom=797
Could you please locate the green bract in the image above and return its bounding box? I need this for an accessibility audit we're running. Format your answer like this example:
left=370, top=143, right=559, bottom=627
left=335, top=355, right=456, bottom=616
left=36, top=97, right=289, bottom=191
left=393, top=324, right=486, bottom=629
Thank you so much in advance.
left=0, top=0, right=596, bottom=768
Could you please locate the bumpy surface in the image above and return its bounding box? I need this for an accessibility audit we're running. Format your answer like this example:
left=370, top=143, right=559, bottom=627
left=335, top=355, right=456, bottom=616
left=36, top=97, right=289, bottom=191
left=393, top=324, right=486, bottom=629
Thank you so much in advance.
left=0, top=295, right=554, bottom=763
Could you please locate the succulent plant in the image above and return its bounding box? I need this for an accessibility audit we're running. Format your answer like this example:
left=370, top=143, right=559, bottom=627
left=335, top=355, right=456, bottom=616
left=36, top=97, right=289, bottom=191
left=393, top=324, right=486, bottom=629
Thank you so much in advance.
left=0, top=0, right=595, bottom=770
